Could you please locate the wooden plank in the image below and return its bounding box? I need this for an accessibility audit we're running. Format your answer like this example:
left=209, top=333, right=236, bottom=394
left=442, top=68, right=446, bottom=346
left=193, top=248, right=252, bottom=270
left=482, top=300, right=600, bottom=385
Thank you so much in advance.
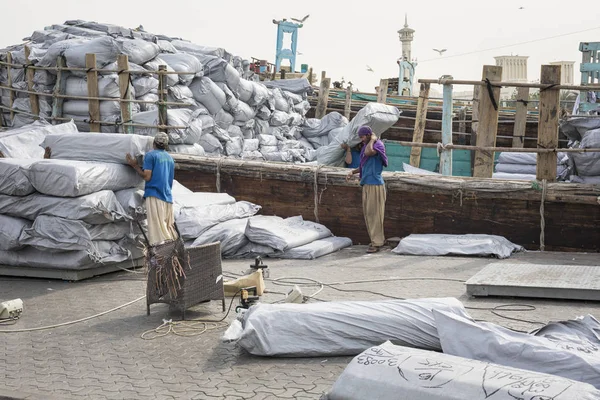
left=117, top=54, right=133, bottom=133
left=536, top=65, right=561, bottom=181
left=458, top=107, right=467, bottom=145
left=85, top=53, right=100, bottom=132
left=409, top=83, right=430, bottom=167
left=158, top=65, right=168, bottom=132
left=24, top=46, right=40, bottom=119
left=512, top=87, right=529, bottom=147
left=308, top=67, right=313, bottom=85
left=440, top=82, right=453, bottom=176
left=315, top=71, right=331, bottom=119
left=473, top=65, right=502, bottom=178
left=51, top=56, right=67, bottom=124
left=377, top=79, right=389, bottom=103
left=344, top=84, right=352, bottom=120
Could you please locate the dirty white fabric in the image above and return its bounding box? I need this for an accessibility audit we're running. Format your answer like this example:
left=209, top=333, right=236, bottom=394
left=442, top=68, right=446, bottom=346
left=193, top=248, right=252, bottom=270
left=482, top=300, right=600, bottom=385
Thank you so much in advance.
left=245, top=216, right=332, bottom=251
left=324, top=341, right=600, bottom=400
left=114, top=188, right=145, bottom=219
left=272, top=237, right=352, bottom=260
left=168, top=143, right=206, bottom=156
left=0, top=215, right=30, bottom=251
left=146, top=196, right=177, bottom=246
left=26, top=160, right=142, bottom=197
left=176, top=201, right=261, bottom=239
left=191, top=217, right=250, bottom=256
left=174, top=192, right=236, bottom=209
left=492, top=172, right=537, bottom=181
left=189, top=77, right=226, bottom=115
left=0, top=159, right=36, bottom=196
left=229, top=241, right=275, bottom=259
left=236, top=298, right=470, bottom=357
left=435, top=310, right=600, bottom=389
left=0, top=120, right=78, bottom=159
left=392, top=234, right=524, bottom=259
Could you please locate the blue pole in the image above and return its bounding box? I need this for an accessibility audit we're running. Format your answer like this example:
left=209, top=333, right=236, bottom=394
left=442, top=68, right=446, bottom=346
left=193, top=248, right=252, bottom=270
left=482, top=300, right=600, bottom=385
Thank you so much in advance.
left=440, top=81, right=453, bottom=176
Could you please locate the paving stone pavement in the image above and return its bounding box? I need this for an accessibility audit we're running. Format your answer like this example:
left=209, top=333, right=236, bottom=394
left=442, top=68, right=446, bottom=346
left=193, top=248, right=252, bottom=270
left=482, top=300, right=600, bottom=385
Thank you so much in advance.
left=1, top=247, right=599, bottom=399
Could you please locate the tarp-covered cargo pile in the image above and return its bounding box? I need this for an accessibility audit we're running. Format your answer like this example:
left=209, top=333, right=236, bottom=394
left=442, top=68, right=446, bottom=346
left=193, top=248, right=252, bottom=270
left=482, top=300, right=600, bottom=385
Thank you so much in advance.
left=562, top=117, right=600, bottom=184
left=0, top=20, right=400, bottom=167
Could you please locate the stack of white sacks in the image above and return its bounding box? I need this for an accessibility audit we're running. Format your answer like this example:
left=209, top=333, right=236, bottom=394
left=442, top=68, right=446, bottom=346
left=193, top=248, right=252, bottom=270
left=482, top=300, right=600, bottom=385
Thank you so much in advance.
left=561, top=117, right=600, bottom=184
left=493, top=152, right=569, bottom=181
left=0, top=20, right=400, bottom=167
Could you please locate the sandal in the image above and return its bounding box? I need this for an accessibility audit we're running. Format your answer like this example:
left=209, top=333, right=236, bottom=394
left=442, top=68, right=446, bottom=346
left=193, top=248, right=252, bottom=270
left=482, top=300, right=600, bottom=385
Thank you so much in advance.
left=366, top=246, right=380, bottom=253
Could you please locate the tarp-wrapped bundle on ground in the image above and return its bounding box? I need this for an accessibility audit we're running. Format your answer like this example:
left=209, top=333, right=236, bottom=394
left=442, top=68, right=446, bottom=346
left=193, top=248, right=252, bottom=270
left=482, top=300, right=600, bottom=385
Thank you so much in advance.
left=392, top=234, right=524, bottom=259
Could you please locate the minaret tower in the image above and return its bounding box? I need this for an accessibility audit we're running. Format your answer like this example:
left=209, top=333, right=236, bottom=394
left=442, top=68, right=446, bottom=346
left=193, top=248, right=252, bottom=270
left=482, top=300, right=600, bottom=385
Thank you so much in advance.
left=397, top=14, right=417, bottom=96
left=398, top=14, right=415, bottom=62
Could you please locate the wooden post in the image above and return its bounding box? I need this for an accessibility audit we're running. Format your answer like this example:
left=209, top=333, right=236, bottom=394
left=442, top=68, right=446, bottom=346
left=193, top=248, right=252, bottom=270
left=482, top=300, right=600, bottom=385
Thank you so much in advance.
left=315, top=71, right=330, bottom=119
left=85, top=54, right=100, bottom=132
left=344, top=84, right=353, bottom=120
left=409, top=82, right=430, bottom=167
left=536, top=65, right=561, bottom=181
left=458, top=107, right=467, bottom=145
left=473, top=65, right=502, bottom=178
left=51, top=56, right=67, bottom=124
left=470, top=85, right=480, bottom=174
left=117, top=54, right=133, bottom=133
left=512, top=87, right=529, bottom=147
left=440, top=80, right=453, bottom=176
left=158, top=65, right=168, bottom=133
left=307, top=67, right=313, bottom=85
left=377, top=79, right=389, bottom=103
left=24, top=46, right=40, bottom=119
left=6, top=52, right=15, bottom=124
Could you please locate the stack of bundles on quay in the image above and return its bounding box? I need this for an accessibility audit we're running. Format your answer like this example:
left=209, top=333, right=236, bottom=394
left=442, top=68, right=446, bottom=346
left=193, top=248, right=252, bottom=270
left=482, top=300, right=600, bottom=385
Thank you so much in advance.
left=561, top=117, right=600, bottom=184
left=0, top=20, right=400, bottom=166
left=493, top=151, right=569, bottom=181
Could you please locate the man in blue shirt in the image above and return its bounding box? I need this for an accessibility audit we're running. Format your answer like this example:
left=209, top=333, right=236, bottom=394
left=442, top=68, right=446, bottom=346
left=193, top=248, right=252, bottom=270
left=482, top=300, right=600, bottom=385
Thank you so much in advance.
left=341, top=143, right=362, bottom=169
left=126, top=132, right=177, bottom=245
left=346, top=126, right=388, bottom=253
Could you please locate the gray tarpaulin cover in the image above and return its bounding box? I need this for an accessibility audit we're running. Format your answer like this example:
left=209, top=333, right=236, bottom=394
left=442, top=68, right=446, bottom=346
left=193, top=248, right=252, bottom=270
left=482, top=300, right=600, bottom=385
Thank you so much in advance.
left=176, top=201, right=261, bottom=239
left=0, top=190, right=126, bottom=224
left=272, top=237, right=352, bottom=260
left=174, top=192, right=236, bottom=209
left=114, top=188, right=145, bottom=219
left=262, top=78, right=311, bottom=95
left=496, top=163, right=568, bottom=176
left=26, top=160, right=142, bottom=197
left=235, top=298, right=470, bottom=357
left=0, top=120, right=78, bottom=158
left=434, top=310, right=600, bottom=389
left=41, top=133, right=154, bottom=164
left=245, top=216, right=332, bottom=251
left=0, top=159, right=35, bottom=196
left=497, top=151, right=568, bottom=165
left=0, top=215, right=30, bottom=251
left=0, top=241, right=130, bottom=270
left=20, top=215, right=131, bottom=251
left=392, top=234, right=524, bottom=259
left=191, top=217, right=250, bottom=256
left=324, top=341, right=600, bottom=400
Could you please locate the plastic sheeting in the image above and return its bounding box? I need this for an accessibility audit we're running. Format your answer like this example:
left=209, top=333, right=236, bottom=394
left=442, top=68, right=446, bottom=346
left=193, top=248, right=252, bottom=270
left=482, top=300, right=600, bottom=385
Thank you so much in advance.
left=273, top=237, right=352, bottom=260
left=0, top=215, right=30, bottom=251
left=0, top=120, right=78, bottom=159
left=26, top=160, right=141, bottom=197
left=132, top=109, right=203, bottom=145
left=497, top=151, right=568, bottom=165
left=191, top=217, right=250, bottom=256
left=324, top=341, right=600, bottom=400
left=63, top=37, right=121, bottom=69
left=174, top=192, right=236, bottom=209
left=302, top=112, right=348, bottom=138
left=262, top=78, right=311, bottom=95
left=114, top=188, right=145, bottom=219
left=235, top=298, right=471, bottom=357
left=0, top=190, right=126, bottom=224
left=496, top=163, right=568, bottom=176
left=41, top=132, right=154, bottom=164
left=175, top=201, right=261, bottom=239
left=189, top=77, right=226, bottom=115
left=0, top=159, right=35, bottom=196
left=435, top=310, right=600, bottom=389
left=245, top=216, right=332, bottom=251
left=168, top=143, right=206, bottom=156
left=492, top=172, right=537, bottom=181
left=65, top=75, right=122, bottom=98
left=158, top=53, right=203, bottom=85
left=392, top=234, right=524, bottom=259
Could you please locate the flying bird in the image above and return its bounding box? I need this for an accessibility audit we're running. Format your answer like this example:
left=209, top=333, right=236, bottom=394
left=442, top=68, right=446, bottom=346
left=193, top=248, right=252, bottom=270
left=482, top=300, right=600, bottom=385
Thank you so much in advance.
left=366, top=65, right=374, bottom=72
left=291, top=14, right=310, bottom=23
left=433, top=48, right=447, bottom=56
left=518, top=6, right=525, bottom=9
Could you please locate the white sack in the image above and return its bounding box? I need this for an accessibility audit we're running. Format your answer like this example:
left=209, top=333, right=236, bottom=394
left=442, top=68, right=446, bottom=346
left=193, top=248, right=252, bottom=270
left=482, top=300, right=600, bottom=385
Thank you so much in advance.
left=241, top=151, right=263, bottom=160
left=495, top=163, right=568, bottom=176
left=143, top=57, right=178, bottom=86
left=189, top=77, right=226, bottom=115
left=258, top=134, right=278, bottom=146
left=215, top=82, right=239, bottom=112
left=582, top=128, right=600, bottom=148
left=270, top=110, right=292, bottom=126
left=572, top=153, right=600, bottom=176
left=117, top=38, right=160, bottom=65
left=242, top=139, right=259, bottom=152
left=0, top=159, right=35, bottom=196
left=236, top=78, right=254, bottom=103
left=273, top=237, right=352, bottom=260
left=41, top=132, right=154, bottom=164
left=191, top=218, right=250, bottom=256
left=230, top=241, right=275, bottom=258
left=236, top=297, right=470, bottom=357
left=435, top=310, right=600, bottom=389
left=0, top=190, right=126, bottom=224
left=225, top=137, right=243, bottom=157
left=497, top=151, right=568, bottom=165
left=0, top=215, right=30, bottom=251
left=325, top=341, right=600, bottom=400
left=0, top=120, right=78, bottom=159
left=132, top=109, right=203, bottom=145
left=245, top=215, right=332, bottom=251
left=174, top=192, right=236, bottom=209
left=198, top=133, right=223, bottom=153
left=392, top=234, right=524, bottom=259
left=64, top=37, right=121, bottom=69
left=65, top=75, right=121, bottom=98
left=492, top=172, right=537, bottom=181
left=114, top=188, right=145, bottom=219
left=176, top=201, right=261, bottom=239
left=294, top=100, right=311, bottom=116
left=168, top=143, right=206, bottom=156
left=250, top=82, right=270, bottom=107
left=302, top=112, right=349, bottom=138
left=158, top=53, right=203, bottom=85
left=132, top=76, right=158, bottom=97
left=233, top=101, right=256, bottom=123
left=214, top=109, right=234, bottom=129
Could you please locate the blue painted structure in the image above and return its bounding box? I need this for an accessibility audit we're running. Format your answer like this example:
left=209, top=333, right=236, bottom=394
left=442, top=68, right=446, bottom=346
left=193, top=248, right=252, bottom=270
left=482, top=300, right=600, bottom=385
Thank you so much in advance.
left=274, top=21, right=301, bottom=73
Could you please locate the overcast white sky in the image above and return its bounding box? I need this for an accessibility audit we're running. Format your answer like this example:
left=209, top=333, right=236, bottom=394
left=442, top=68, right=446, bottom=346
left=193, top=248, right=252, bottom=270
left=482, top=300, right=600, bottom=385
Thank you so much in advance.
left=2, top=0, right=599, bottom=94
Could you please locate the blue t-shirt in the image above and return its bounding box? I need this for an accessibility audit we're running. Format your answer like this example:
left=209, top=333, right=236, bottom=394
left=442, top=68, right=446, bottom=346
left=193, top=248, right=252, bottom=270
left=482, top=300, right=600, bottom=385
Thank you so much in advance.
left=142, top=149, right=175, bottom=203
left=347, top=149, right=361, bottom=169
left=360, top=153, right=385, bottom=186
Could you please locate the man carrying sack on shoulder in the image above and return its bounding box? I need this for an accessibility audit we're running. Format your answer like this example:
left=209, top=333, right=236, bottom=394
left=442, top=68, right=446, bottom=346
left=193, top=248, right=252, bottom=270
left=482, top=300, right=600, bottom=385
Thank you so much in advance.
left=126, top=132, right=177, bottom=246
left=346, top=126, right=388, bottom=253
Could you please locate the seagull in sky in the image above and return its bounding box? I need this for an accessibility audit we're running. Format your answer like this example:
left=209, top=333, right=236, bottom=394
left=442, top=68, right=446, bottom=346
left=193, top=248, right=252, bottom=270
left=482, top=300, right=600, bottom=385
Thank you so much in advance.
left=291, top=14, right=310, bottom=23
left=433, top=48, right=447, bottom=56
left=518, top=6, right=525, bottom=9
left=366, top=65, right=374, bottom=72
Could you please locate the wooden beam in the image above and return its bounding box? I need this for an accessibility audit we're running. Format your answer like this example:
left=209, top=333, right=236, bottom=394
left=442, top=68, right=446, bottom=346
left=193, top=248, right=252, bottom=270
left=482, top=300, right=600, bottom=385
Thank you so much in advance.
left=51, top=56, right=67, bottom=124
left=440, top=81, right=453, bottom=176
left=158, top=65, right=168, bottom=132
left=117, top=54, right=133, bottom=133
left=315, top=72, right=330, bottom=119
left=6, top=52, right=14, bottom=125
left=458, top=107, right=467, bottom=145
left=85, top=54, right=100, bottom=132
left=536, top=65, right=561, bottom=181
left=470, top=85, right=481, bottom=174
left=377, top=79, right=389, bottom=103
left=308, top=67, right=313, bottom=85
left=473, top=65, right=502, bottom=178
left=512, top=87, right=529, bottom=147
left=409, top=82, right=430, bottom=167
left=24, top=46, right=40, bottom=119
left=344, top=84, right=352, bottom=120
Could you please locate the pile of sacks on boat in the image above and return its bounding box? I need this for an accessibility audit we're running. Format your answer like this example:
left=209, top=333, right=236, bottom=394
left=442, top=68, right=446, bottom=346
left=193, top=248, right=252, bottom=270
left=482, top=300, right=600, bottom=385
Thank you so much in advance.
left=0, top=120, right=351, bottom=268
left=0, top=20, right=400, bottom=167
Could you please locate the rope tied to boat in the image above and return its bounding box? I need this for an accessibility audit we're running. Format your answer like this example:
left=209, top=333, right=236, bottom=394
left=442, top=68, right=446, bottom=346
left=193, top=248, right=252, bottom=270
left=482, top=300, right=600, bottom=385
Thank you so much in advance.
left=215, top=157, right=225, bottom=193
left=539, top=179, right=547, bottom=252
left=313, top=165, right=323, bottom=223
